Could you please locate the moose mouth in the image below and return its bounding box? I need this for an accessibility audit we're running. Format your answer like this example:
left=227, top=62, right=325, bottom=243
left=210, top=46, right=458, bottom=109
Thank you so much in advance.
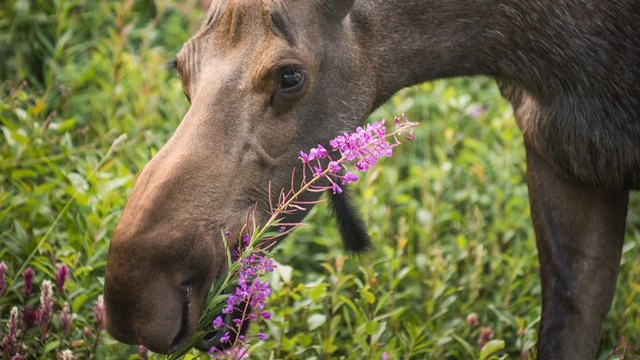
left=194, top=301, right=252, bottom=352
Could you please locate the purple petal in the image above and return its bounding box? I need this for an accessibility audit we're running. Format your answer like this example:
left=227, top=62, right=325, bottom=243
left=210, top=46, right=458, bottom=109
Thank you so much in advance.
left=220, top=332, right=231, bottom=343
left=342, top=172, right=358, bottom=184
left=327, top=161, right=341, bottom=173
left=299, top=151, right=310, bottom=163
left=213, top=316, right=224, bottom=330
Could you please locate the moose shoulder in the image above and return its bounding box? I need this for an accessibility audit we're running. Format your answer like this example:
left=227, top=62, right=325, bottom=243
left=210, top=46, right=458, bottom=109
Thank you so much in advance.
left=103, top=0, right=640, bottom=358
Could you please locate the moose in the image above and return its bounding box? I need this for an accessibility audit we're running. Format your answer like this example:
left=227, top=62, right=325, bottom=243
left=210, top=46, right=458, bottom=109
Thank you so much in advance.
left=103, top=0, right=640, bottom=358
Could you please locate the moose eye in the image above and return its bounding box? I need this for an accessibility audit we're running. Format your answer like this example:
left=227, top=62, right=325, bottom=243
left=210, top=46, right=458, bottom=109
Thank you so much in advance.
left=279, top=67, right=304, bottom=92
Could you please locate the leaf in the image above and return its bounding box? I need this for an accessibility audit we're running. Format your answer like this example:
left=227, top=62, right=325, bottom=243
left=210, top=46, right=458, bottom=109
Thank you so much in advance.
left=307, top=313, right=327, bottom=331
left=479, top=340, right=505, bottom=360
left=42, top=340, right=61, bottom=355
left=359, top=287, right=375, bottom=304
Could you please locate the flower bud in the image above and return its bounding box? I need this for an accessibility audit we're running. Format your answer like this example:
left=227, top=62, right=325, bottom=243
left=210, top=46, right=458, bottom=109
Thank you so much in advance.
left=23, top=267, right=35, bottom=300
left=477, top=327, right=495, bottom=348
left=55, top=264, right=69, bottom=294
left=466, top=312, right=479, bottom=328
left=92, top=295, right=105, bottom=331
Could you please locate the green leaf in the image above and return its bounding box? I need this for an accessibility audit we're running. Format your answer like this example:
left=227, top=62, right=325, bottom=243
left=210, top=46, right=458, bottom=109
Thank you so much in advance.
left=307, top=313, right=327, bottom=331
left=479, top=340, right=505, bottom=360
left=359, top=287, right=375, bottom=304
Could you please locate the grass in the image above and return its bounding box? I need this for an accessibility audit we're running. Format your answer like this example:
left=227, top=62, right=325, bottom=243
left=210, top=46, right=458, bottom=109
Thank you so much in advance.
left=1, top=0, right=639, bottom=359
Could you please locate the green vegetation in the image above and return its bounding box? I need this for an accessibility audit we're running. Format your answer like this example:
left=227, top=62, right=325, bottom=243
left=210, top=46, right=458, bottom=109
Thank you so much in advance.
left=1, top=1, right=638, bottom=359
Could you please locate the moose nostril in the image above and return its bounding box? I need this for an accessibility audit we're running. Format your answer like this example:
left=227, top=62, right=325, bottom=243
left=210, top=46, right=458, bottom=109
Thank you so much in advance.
left=168, top=283, right=193, bottom=353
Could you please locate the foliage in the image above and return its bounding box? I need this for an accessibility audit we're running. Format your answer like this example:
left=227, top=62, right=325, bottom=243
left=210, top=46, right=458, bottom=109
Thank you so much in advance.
left=1, top=0, right=639, bottom=359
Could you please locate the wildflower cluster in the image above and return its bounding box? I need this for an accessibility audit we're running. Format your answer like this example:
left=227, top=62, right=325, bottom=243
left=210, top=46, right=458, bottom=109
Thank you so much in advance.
left=299, top=114, right=416, bottom=194
left=189, top=115, right=417, bottom=359
left=0, top=262, right=107, bottom=359
left=208, top=236, right=275, bottom=359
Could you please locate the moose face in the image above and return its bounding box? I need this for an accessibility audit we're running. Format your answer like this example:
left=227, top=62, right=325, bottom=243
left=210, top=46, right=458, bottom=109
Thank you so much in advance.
left=104, top=0, right=375, bottom=353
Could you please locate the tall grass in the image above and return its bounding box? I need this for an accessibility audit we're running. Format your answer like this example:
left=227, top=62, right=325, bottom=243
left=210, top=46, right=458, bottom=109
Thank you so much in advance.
left=1, top=1, right=638, bottom=359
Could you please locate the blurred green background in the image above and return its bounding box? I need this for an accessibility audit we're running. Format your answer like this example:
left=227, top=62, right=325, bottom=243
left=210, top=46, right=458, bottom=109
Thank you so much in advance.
left=1, top=0, right=638, bottom=359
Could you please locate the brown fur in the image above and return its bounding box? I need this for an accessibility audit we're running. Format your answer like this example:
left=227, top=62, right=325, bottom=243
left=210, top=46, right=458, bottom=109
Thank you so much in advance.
left=105, top=0, right=639, bottom=356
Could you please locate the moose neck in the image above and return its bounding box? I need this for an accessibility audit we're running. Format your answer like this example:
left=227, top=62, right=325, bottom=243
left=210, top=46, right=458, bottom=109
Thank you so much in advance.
left=351, top=0, right=516, bottom=106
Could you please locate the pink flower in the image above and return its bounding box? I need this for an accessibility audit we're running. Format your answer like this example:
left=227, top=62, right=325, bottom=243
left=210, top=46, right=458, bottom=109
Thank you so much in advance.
left=23, top=267, right=35, bottom=300
left=213, top=316, right=224, bottom=330
left=342, top=171, right=358, bottom=184
left=478, top=327, right=495, bottom=348
left=59, top=302, right=75, bottom=335
left=3, top=307, right=19, bottom=355
left=327, top=161, right=341, bottom=173
left=220, top=332, right=231, bottom=343
left=300, top=115, right=416, bottom=193
left=93, top=295, right=105, bottom=331
left=466, top=312, right=479, bottom=328
left=37, top=280, right=54, bottom=327
left=209, top=237, right=277, bottom=356
left=55, top=264, right=69, bottom=294
left=22, top=306, right=37, bottom=328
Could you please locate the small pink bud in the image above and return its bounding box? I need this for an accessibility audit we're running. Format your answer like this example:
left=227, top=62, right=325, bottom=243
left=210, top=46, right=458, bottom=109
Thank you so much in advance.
left=478, top=327, right=495, bottom=348
left=59, top=302, right=75, bottom=335
left=342, top=171, right=358, bottom=184
left=22, top=306, right=37, bottom=328
left=55, top=264, right=69, bottom=294
left=23, top=267, right=35, bottom=300
left=466, top=312, right=479, bottom=328
left=92, top=295, right=105, bottom=331
left=213, top=316, right=223, bottom=330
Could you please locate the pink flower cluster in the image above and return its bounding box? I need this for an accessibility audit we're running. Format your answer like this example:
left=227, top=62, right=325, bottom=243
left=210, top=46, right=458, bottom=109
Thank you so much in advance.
left=208, top=236, right=275, bottom=359
left=299, top=115, right=416, bottom=194
left=0, top=263, right=105, bottom=359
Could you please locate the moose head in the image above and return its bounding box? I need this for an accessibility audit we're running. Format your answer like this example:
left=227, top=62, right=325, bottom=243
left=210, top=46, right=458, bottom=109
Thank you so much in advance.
left=104, top=0, right=377, bottom=353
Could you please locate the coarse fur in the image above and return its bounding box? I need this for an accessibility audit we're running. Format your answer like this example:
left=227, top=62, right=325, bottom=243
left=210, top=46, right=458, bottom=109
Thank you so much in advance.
left=329, top=190, right=372, bottom=253
left=104, top=0, right=640, bottom=358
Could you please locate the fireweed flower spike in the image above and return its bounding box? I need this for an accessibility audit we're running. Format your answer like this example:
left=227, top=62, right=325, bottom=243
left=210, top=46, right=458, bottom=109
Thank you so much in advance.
left=299, top=115, right=417, bottom=194
left=55, top=264, right=69, bottom=294
left=59, top=302, right=75, bottom=336
left=93, top=295, right=105, bottom=331
left=23, top=267, right=34, bottom=300
left=37, top=280, right=54, bottom=328
left=188, top=116, right=417, bottom=359
left=2, top=306, right=20, bottom=356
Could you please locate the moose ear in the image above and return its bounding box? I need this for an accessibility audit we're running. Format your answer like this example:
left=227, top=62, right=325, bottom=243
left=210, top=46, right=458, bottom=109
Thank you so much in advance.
left=329, top=189, right=372, bottom=254
left=317, top=0, right=355, bottom=23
